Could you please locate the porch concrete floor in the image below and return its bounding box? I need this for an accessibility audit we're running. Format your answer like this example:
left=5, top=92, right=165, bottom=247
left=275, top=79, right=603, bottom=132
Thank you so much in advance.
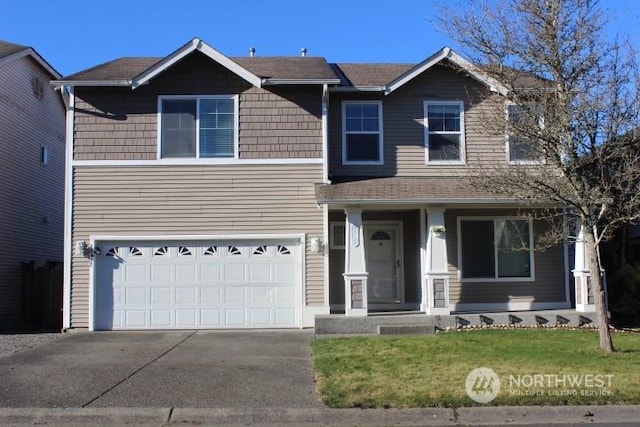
left=314, top=309, right=596, bottom=335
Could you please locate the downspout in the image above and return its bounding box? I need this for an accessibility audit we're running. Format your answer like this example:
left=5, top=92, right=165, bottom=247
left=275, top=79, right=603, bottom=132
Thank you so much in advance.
left=62, top=86, right=74, bottom=330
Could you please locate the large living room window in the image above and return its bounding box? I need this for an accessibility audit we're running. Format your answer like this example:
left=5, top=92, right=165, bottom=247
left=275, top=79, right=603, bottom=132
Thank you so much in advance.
left=160, top=96, right=237, bottom=159
left=459, top=218, right=533, bottom=280
left=342, top=101, right=383, bottom=165
left=424, top=101, right=465, bottom=163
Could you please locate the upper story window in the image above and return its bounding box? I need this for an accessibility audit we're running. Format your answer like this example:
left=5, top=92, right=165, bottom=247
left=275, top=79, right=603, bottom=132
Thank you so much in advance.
left=424, top=101, right=465, bottom=164
left=342, top=101, right=383, bottom=165
left=159, top=95, right=237, bottom=159
left=507, top=104, right=543, bottom=163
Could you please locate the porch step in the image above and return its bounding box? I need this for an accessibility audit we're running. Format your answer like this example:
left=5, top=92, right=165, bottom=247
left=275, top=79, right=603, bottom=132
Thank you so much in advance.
left=377, top=325, right=435, bottom=335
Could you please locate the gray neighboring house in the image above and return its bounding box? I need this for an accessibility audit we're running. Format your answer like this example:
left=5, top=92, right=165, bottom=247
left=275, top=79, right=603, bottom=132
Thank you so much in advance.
left=0, top=41, right=65, bottom=328
left=54, top=38, right=592, bottom=331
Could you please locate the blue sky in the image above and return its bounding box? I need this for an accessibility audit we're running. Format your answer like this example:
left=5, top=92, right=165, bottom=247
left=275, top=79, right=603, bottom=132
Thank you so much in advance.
left=2, top=0, right=639, bottom=76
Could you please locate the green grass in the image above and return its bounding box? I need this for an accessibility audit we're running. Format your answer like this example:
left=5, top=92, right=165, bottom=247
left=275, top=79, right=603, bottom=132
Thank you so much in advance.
left=311, top=329, right=640, bottom=408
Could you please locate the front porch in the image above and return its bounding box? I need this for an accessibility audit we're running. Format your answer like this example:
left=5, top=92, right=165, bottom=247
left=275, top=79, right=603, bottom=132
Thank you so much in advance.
left=315, top=309, right=597, bottom=335
left=316, top=178, right=598, bottom=325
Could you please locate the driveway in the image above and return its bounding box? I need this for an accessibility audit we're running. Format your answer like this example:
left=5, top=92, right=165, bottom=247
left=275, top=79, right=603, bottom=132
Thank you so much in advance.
left=0, top=330, right=322, bottom=408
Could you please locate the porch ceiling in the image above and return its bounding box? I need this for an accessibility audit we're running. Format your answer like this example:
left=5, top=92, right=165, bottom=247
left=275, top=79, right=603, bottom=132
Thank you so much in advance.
left=315, top=177, right=513, bottom=205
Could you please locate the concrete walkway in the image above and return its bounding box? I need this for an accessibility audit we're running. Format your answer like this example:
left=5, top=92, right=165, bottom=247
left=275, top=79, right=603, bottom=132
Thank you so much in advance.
left=0, top=330, right=638, bottom=425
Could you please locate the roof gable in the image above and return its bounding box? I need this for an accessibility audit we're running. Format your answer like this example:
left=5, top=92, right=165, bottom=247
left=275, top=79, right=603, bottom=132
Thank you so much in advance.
left=0, top=40, right=61, bottom=79
left=385, top=47, right=508, bottom=96
left=132, top=38, right=262, bottom=89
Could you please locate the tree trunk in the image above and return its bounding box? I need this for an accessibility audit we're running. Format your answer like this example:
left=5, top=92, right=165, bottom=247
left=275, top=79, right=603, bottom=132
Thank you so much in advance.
left=585, top=228, right=615, bottom=352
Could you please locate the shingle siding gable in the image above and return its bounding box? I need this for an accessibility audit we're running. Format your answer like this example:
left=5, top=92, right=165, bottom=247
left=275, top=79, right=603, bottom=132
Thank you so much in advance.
left=74, top=53, right=323, bottom=161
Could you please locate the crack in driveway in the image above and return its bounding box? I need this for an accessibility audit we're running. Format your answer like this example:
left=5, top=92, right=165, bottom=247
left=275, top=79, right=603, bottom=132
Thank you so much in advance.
left=81, top=330, right=197, bottom=407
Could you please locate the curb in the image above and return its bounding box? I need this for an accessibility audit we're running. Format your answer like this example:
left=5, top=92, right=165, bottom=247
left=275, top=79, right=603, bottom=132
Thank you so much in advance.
left=0, top=405, right=638, bottom=425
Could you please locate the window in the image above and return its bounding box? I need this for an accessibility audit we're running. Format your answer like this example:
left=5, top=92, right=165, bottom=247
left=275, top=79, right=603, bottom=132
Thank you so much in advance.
left=459, top=218, right=533, bottom=280
left=160, top=96, right=236, bottom=159
left=40, top=146, right=49, bottom=165
left=342, top=101, right=383, bottom=164
left=425, top=101, right=465, bottom=163
left=330, top=223, right=346, bottom=249
left=507, top=104, right=543, bottom=162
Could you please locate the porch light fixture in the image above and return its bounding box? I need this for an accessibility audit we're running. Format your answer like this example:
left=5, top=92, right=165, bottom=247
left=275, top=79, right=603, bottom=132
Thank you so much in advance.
left=309, top=237, right=323, bottom=254
left=431, top=225, right=446, bottom=234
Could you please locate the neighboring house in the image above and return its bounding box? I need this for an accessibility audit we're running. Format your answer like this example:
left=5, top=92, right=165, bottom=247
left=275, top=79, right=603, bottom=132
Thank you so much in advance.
left=54, top=38, right=589, bottom=331
left=0, top=41, right=65, bottom=328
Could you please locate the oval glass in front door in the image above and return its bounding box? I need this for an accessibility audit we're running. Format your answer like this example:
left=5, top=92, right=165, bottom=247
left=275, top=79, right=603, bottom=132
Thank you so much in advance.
left=365, top=226, right=400, bottom=303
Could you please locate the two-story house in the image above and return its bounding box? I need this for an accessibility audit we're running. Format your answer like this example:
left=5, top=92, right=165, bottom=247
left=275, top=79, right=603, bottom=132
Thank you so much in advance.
left=55, top=38, right=588, bottom=331
left=0, top=41, right=65, bottom=329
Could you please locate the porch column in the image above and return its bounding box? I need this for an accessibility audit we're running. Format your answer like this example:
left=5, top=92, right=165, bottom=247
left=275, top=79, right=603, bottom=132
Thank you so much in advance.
left=422, top=207, right=450, bottom=315
left=343, top=208, right=368, bottom=316
left=573, top=222, right=595, bottom=312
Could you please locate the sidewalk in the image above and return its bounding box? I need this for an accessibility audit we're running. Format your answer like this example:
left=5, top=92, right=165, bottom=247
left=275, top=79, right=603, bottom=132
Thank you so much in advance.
left=0, top=405, right=638, bottom=425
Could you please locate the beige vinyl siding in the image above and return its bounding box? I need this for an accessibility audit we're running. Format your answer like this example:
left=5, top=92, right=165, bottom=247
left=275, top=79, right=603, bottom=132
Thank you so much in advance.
left=74, top=53, right=322, bottom=161
left=0, top=56, right=65, bottom=326
left=70, top=164, right=324, bottom=328
left=445, top=208, right=566, bottom=305
left=329, top=64, right=505, bottom=177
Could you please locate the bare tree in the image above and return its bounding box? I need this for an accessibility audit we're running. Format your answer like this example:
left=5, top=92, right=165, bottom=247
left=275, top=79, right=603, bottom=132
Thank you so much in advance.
left=438, top=0, right=640, bottom=352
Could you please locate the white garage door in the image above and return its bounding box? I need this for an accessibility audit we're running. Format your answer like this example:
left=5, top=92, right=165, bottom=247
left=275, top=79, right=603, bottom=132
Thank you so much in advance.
left=94, top=240, right=300, bottom=330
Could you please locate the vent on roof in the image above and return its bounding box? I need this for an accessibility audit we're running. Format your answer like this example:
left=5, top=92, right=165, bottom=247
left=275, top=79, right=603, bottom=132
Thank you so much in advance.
left=249, top=47, right=255, bottom=57
left=301, top=48, right=307, bottom=57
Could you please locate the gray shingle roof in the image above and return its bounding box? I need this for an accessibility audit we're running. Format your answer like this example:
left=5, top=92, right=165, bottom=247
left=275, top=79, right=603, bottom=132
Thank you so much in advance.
left=0, top=40, right=28, bottom=60
left=331, top=63, right=414, bottom=87
left=315, top=177, right=509, bottom=203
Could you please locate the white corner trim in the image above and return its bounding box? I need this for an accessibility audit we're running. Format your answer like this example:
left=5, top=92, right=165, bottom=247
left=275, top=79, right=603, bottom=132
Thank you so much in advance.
left=62, top=87, right=74, bottom=330
left=72, top=158, right=323, bottom=167
left=132, top=38, right=262, bottom=89
left=322, top=84, right=330, bottom=183
left=303, top=305, right=330, bottom=327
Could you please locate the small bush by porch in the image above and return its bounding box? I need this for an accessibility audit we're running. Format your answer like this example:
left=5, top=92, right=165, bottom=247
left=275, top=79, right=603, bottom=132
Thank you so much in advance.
left=312, top=329, right=640, bottom=408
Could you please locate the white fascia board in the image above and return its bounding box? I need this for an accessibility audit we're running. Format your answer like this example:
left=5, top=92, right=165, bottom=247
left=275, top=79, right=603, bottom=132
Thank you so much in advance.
left=263, top=79, right=341, bottom=85
left=0, top=47, right=62, bottom=79
left=132, top=38, right=263, bottom=89
left=329, top=86, right=385, bottom=92
left=50, top=80, right=132, bottom=88
left=385, top=47, right=509, bottom=96
left=316, top=198, right=520, bottom=205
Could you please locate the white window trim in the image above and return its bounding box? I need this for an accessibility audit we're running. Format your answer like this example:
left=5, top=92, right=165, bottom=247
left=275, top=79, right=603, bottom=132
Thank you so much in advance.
left=505, top=102, right=545, bottom=165
left=341, top=100, right=384, bottom=165
left=457, top=216, right=535, bottom=283
left=157, top=95, right=239, bottom=160
left=424, top=100, right=466, bottom=165
left=330, top=222, right=346, bottom=249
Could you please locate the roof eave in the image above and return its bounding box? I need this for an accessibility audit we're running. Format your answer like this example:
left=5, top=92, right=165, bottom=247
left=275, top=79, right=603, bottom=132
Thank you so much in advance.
left=51, top=80, right=132, bottom=88
left=384, top=47, right=509, bottom=96
left=329, top=86, right=386, bottom=92
left=316, top=197, right=519, bottom=205
left=0, top=47, right=62, bottom=79
left=263, top=78, right=341, bottom=85
left=131, top=38, right=263, bottom=90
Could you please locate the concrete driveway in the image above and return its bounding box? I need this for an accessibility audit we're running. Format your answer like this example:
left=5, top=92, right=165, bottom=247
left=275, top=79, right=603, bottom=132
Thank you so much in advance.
left=0, top=330, right=322, bottom=408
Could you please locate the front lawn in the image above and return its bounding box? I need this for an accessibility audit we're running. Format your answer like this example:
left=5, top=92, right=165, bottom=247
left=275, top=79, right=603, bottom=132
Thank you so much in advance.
left=311, top=329, right=640, bottom=407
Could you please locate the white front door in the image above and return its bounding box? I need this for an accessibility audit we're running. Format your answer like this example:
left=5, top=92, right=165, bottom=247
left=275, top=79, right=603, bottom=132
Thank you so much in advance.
left=364, top=224, right=402, bottom=304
